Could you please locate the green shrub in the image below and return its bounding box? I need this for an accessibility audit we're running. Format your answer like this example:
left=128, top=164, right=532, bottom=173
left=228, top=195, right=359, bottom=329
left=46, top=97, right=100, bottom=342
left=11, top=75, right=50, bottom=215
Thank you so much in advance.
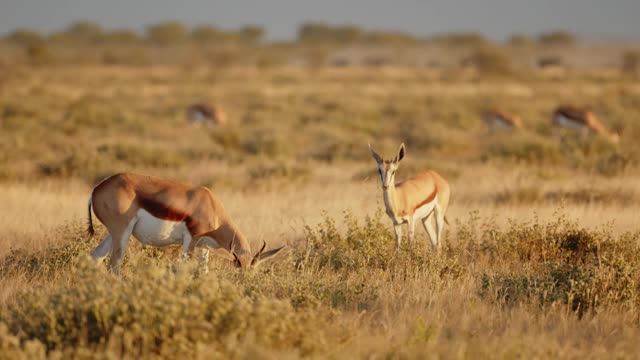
left=538, top=31, right=576, bottom=46
left=476, top=214, right=640, bottom=316
left=3, top=262, right=331, bottom=357
left=0, top=222, right=93, bottom=279
left=248, top=161, right=311, bottom=184
left=622, top=51, right=640, bottom=77
left=465, top=47, right=513, bottom=76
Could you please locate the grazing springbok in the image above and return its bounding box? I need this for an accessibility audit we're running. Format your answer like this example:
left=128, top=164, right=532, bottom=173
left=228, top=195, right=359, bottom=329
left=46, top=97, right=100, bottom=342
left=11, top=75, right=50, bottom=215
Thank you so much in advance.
left=86, top=173, right=286, bottom=275
left=369, top=143, right=450, bottom=251
left=552, top=105, right=619, bottom=143
left=186, top=103, right=227, bottom=127
left=481, top=109, right=523, bottom=132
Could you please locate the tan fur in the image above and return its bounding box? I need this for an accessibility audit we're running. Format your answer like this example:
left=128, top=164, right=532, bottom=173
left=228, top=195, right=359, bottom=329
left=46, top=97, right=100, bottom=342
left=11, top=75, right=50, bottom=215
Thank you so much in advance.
left=369, top=143, right=450, bottom=251
left=187, top=103, right=227, bottom=126
left=393, top=170, right=450, bottom=218
left=482, top=109, right=522, bottom=130
left=87, top=173, right=284, bottom=274
left=552, top=105, right=619, bottom=143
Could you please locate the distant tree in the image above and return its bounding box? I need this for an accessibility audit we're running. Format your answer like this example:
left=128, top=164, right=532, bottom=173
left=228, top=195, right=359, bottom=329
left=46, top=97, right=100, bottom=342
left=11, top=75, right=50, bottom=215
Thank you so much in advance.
left=538, top=31, right=575, bottom=46
left=365, top=31, right=419, bottom=45
left=622, top=50, right=640, bottom=77
left=238, top=25, right=265, bottom=45
left=464, top=46, right=513, bottom=76
left=332, top=25, right=362, bottom=44
left=103, top=29, right=140, bottom=44
left=191, top=25, right=228, bottom=43
left=26, top=44, right=53, bottom=65
left=431, top=32, right=488, bottom=47
left=298, top=23, right=360, bottom=44
left=507, top=33, right=534, bottom=47
left=147, top=21, right=188, bottom=45
left=298, top=23, right=331, bottom=43
left=61, top=21, right=104, bottom=43
left=5, top=29, right=43, bottom=46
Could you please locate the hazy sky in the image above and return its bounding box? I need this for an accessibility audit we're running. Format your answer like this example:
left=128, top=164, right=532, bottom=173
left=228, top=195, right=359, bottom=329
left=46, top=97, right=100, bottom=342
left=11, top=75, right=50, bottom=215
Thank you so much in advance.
left=1, top=0, right=639, bottom=41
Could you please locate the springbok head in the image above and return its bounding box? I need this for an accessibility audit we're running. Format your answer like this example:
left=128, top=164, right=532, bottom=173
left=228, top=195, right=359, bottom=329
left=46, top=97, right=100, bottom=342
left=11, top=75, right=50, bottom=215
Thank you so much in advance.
left=369, top=143, right=405, bottom=191
left=221, top=238, right=287, bottom=269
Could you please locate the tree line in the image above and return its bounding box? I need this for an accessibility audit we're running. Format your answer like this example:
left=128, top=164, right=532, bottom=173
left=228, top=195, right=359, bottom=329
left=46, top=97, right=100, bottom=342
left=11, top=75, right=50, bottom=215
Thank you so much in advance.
left=3, top=20, right=577, bottom=48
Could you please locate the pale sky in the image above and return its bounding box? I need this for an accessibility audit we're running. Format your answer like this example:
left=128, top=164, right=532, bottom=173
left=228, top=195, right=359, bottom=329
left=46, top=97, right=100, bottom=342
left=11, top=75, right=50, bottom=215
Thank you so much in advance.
left=0, top=0, right=638, bottom=41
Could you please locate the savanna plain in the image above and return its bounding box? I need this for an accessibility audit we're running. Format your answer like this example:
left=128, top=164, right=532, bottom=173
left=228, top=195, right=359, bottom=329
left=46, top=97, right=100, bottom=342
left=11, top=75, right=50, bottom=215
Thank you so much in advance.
left=1, top=57, right=640, bottom=358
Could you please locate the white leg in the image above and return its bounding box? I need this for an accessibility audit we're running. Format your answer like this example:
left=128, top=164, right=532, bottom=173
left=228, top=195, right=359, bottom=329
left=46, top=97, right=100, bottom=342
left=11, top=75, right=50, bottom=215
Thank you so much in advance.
left=393, top=224, right=403, bottom=249
left=407, top=217, right=416, bottom=248
left=109, top=218, right=137, bottom=275
left=180, top=232, right=193, bottom=261
left=90, top=234, right=112, bottom=262
left=198, top=248, right=210, bottom=274
left=421, top=216, right=438, bottom=251
left=434, top=205, right=445, bottom=252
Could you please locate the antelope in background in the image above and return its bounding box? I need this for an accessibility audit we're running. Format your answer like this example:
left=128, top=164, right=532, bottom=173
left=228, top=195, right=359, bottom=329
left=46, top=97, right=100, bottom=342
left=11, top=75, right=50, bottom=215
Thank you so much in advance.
left=87, top=173, right=286, bottom=275
left=552, top=105, right=620, bottom=143
left=187, top=103, right=227, bottom=127
left=369, top=143, right=450, bottom=251
left=481, top=109, right=523, bottom=132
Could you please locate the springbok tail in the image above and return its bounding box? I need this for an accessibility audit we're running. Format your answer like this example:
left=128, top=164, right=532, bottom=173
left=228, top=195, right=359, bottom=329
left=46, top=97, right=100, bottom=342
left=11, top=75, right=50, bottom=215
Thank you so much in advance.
left=87, top=198, right=95, bottom=237
left=444, top=216, right=450, bottom=225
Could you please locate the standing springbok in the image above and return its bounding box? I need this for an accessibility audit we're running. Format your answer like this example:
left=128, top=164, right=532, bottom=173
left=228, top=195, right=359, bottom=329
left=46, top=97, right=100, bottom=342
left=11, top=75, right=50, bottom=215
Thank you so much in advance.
left=552, top=105, right=619, bottom=143
left=87, top=173, right=286, bottom=274
left=369, top=143, right=450, bottom=251
left=187, top=103, right=227, bottom=127
left=481, top=109, right=522, bottom=132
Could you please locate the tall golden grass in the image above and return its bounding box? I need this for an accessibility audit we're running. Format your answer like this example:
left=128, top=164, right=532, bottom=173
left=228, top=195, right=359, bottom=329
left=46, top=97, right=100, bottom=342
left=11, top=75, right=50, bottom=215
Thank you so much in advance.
left=0, top=64, right=639, bottom=358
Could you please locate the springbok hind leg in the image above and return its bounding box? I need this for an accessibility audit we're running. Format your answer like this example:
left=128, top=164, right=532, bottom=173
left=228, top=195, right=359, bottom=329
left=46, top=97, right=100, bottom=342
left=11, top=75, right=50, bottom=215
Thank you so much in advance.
left=108, top=219, right=137, bottom=276
left=434, top=205, right=445, bottom=252
left=421, top=215, right=438, bottom=251
left=90, top=234, right=112, bottom=262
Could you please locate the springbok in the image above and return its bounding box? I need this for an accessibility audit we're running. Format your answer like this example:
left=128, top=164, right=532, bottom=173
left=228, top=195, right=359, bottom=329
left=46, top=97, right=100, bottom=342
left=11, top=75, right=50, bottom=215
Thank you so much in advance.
left=481, top=109, right=522, bottom=132
left=369, top=143, right=450, bottom=251
left=552, top=105, right=619, bottom=143
left=86, top=173, right=286, bottom=274
left=187, top=103, right=227, bottom=127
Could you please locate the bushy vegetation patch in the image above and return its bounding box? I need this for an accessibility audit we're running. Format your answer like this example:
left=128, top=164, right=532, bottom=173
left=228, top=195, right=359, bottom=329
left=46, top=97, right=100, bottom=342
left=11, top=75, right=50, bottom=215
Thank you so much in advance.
left=0, top=211, right=638, bottom=357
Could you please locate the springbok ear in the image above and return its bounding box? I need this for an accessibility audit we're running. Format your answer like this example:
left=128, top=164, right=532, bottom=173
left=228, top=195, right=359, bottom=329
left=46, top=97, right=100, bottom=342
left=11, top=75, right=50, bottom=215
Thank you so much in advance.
left=252, top=245, right=287, bottom=266
left=197, top=236, right=235, bottom=261
left=368, top=143, right=383, bottom=164
left=395, top=143, right=406, bottom=163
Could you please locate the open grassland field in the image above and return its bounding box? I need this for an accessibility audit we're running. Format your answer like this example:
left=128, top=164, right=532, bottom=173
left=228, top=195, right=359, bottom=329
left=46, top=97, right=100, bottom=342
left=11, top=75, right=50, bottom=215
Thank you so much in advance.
left=0, top=64, right=640, bottom=358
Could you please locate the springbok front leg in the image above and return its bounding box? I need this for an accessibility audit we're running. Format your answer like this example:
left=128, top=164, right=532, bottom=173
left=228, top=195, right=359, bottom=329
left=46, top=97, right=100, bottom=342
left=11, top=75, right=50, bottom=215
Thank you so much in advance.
left=180, top=232, right=194, bottom=261
left=198, top=248, right=210, bottom=274
left=393, top=224, right=403, bottom=249
left=407, top=217, right=416, bottom=248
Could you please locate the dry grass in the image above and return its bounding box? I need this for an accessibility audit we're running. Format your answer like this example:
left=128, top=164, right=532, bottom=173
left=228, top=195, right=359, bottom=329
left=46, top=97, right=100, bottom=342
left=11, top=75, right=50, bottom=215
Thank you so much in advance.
left=0, top=64, right=639, bottom=358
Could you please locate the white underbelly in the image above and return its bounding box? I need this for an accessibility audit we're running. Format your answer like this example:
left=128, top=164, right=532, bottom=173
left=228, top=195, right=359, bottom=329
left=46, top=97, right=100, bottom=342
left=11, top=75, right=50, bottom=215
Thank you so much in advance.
left=412, top=196, right=438, bottom=221
left=487, top=116, right=511, bottom=129
left=132, top=209, right=189, bottom=247
left=554, top=115, right=585, bottom=130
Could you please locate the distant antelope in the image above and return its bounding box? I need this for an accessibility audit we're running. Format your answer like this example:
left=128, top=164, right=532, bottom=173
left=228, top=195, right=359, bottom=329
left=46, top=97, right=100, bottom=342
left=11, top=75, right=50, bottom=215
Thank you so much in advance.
left=87, top=173, right=286, bottom=275
left=187, top=103, right=227, bottom=127
left=552, top=105, right=619, bottom=143
left=369, top=143, right=450, bottom=251
left=481, top=109, right=522, bottom=132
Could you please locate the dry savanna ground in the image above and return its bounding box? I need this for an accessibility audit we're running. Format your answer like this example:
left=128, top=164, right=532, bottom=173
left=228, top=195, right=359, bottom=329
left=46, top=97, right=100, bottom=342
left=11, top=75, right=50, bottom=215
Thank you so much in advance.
left=0, top=64, right=639, bottom=358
